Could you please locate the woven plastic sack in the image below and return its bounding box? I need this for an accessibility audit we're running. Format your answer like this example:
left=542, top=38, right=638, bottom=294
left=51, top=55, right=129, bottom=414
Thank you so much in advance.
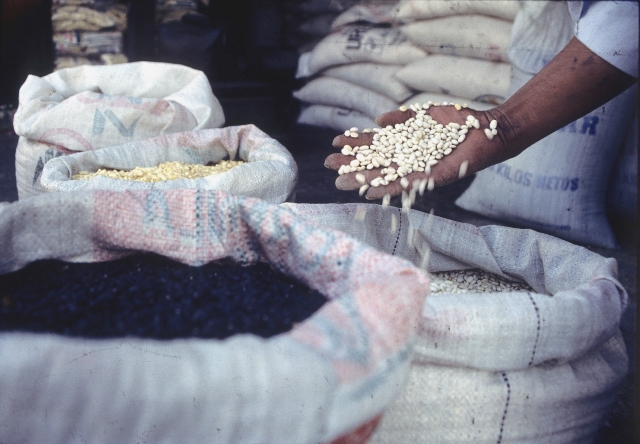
left=456, top=83, right=636, bottom=248
left=296, top=26, right=427, bottom=78
left=395, top=0, right=520, bottom=23
left=284, top=203, right=628, bottom=443
left=38, top=125, right=297, bottom=204
left=298, top=105, right=377, bottom=132
left=0, top=190, right=429, bottom=444
left=324, top=63, right=414, bottom=103
left=456, top=6, right=638, bottom=248
left=14, top=62, right=224, bottom=199
left=395, top=55, right=511, bottom=104
left=294, top=77, right=398, bottom=121
left=400, top=15, right=512, bottom=62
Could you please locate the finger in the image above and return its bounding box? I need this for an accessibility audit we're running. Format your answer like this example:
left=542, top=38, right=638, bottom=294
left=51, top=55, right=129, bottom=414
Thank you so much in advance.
left=335, top=168, right=385, bottom=190
left=324, top=153, right=352, bottom=170
left=375, top=109, right=416, bottom=128
left=332, top=133, right=374, bottom=149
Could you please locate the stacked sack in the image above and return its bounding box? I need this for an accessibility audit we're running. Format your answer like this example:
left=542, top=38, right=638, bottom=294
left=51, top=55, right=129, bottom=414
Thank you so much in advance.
left=52, top=0, right=128, bottom=71
left=283, top=0, right=361, bottom=56
left=294, top=0, right=520, bottom=131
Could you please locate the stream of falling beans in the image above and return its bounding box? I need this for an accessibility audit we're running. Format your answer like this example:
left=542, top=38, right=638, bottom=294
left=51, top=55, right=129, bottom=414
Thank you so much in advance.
left=347, top=102, right=530, bottom=294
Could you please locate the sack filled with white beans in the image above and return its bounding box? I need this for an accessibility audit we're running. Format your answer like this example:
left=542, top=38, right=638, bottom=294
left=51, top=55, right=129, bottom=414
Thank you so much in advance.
left=0, top=190, right=429, bottom=444
left=283, top=202, right=629, bottom=444
left=400, top=14, right=513, bottom=62
left=395, top=55, right=512, bottom=105
left=38, top=125, right=297, bottom=204
left=13, top=62, right=224, bottom=199
left=455, top=2, right=637, bottom=248
left=394, top=0, right=520, bottom=23
left=296, top=26, right=427, bottom=78
left=323, top=63, right=414, bottom=103
left=293, top=77, right=398, bottom=121
left=297, top=105, right=377, bottom=133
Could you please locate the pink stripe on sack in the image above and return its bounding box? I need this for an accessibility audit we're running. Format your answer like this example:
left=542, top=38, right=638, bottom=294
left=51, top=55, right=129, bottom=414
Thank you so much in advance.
left=90, top=189, right=429, bottom=386
left=40, top=128, right=94, bottom=151
left=76, top=92, right=170, bottom=114
left=330, top=414, right=382, bottom=444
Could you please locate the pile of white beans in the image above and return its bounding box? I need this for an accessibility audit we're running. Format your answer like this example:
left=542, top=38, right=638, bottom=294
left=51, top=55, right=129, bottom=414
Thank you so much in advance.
left=338, top=101, right=498, bottom=194
left=429, top=269, right=533, bottom=294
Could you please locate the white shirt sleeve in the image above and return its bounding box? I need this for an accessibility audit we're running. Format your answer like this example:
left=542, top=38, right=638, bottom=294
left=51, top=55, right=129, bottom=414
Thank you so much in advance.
left=568, top=1, right=639, bottom=78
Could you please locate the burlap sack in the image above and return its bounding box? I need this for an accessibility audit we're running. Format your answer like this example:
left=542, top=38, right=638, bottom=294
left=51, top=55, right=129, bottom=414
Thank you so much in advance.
left=284, top=203, right=628, bottom=443
left=0, top=190, right=429, bottom=444
left=14, top=62, right=224, bottom=199
left=39, top=125, right=298, bottom=204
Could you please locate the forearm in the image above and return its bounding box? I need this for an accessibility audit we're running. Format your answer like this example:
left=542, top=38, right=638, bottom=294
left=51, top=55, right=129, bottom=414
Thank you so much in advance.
left=489, top=37, right=637, bottom=159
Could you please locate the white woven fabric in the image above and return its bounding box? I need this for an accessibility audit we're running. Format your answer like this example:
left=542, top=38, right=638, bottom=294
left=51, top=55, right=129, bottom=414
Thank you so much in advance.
left=396, top=55, right=512, bottom=104
left=284, top=203, right=629, bottom=443
left=401, top=15, right=513, bottom=62
left=39, top=125, right=298, bottom=204
left=13, top=62, right=224, bottom=199
left=298, top=105, right=377, bottom=132
left=0, top=192, right=429, bottom=444
left=395, top=0, right=520, bottom=23
left=293, top=77, right=398, bottom=121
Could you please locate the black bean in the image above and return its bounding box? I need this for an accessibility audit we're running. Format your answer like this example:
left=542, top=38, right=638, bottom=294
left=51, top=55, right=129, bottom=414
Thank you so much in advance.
left=0, top=253, right=328, bottom=340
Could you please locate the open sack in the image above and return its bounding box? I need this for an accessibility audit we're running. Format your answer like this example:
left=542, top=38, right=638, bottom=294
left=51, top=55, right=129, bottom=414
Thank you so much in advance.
left=0, top=190, right=428, bottom=444
left=284, top=203, right=629, bottom=444
left=13, top=62, right=224, bottom=199
left=39, top=125, right=298, bottom=204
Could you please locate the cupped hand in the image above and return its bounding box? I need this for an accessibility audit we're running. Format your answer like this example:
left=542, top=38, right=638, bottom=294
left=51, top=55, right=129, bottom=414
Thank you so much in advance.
left=324, top=104, right=507, bottom=200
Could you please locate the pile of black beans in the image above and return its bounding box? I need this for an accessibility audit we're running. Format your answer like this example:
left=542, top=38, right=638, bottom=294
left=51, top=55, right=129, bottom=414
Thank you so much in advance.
left=0, top=253, right=328, bottom=340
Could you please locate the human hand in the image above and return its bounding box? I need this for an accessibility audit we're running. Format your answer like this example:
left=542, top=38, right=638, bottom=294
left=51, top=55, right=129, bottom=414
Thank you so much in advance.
left=324, top=103, right=508, bottom=200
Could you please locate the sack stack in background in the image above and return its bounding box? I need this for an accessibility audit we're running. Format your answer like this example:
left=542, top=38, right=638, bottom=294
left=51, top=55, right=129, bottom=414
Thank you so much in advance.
left=52, top=0, right=128, bottom=71
left=294, top=0, right=520, bottom=132
left=283, top=0, right=361, bottom=56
